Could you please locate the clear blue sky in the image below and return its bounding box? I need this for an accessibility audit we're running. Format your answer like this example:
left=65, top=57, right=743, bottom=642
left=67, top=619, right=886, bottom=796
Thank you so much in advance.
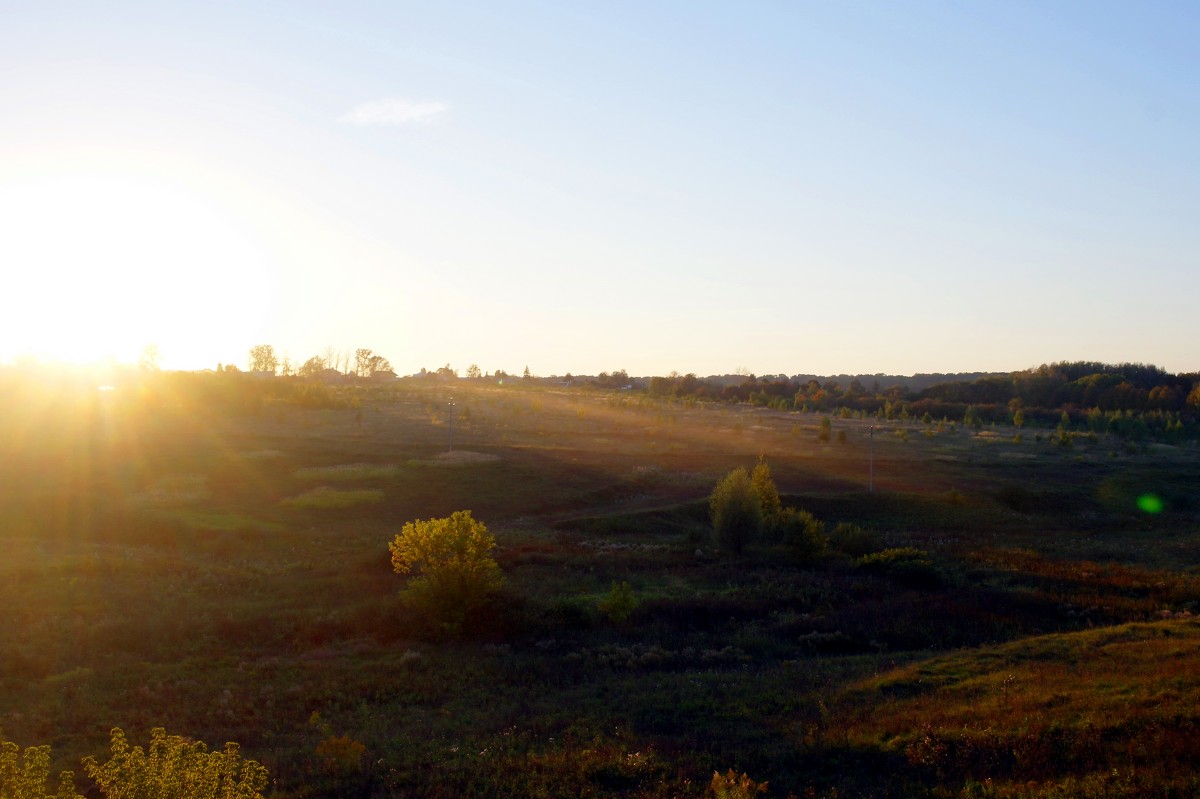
left=2, top=1, right=1197, bottom=376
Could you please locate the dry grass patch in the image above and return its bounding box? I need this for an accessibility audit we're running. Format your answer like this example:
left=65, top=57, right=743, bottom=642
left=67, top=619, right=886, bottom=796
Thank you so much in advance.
left=839, top=619, right=1200, bottom=788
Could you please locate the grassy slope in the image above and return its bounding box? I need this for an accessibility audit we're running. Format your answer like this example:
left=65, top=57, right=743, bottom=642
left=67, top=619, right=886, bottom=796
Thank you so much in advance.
left=840, top=620, right=1200, bottom=796
left=1, top=379, right=1198, bottom=797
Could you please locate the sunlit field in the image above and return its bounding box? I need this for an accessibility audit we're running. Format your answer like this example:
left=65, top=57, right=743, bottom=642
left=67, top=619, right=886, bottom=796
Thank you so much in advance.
left=2, top=369, right=1199, bottom=798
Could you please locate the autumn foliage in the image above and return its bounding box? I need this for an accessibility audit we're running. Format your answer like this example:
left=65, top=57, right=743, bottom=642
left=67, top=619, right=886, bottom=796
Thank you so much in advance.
left=389, top=510, right=504, bottom=633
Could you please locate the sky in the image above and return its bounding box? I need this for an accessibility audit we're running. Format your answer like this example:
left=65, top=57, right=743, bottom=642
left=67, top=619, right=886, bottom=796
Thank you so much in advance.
left=2, top=1, right=1198, bottom=377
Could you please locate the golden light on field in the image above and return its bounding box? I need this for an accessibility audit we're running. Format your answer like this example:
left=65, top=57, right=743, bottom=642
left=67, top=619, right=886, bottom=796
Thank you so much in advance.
left=0, top=170, right=276, bottom=370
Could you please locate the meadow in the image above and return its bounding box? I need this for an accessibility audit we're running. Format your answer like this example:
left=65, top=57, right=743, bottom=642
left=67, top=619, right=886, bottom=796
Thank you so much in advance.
left=2, top=373, right=1198, bottom=797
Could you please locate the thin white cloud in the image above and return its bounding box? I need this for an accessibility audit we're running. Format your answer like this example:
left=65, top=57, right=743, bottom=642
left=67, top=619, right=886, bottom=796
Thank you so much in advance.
left=339, top=98, right=449, bottom=126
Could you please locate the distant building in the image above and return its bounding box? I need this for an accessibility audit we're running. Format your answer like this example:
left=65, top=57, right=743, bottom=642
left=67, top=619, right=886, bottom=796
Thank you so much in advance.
left=319, top=368, right=347, bottom=383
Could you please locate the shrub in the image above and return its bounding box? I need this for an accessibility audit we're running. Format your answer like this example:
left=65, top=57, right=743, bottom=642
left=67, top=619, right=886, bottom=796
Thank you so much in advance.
left=857, top=547, right=946, bottom=589
left=82, top=727, right=268, bottom=799
left=857, top=547, right=927, bottom=570
left=0, top=741, right=83, bottom=799
left=708, top=769, right=768, bottom=799
left=389, top=510, right=504, bottom=634
left=598, top=580, right=638, bottom=624
left=828, top=522, right=885, bottom=557
left=314, top=734, right=366, bottom=774
left=709, top=467, right=762, bottom=554
left=778, top=507, right=826, bottom=561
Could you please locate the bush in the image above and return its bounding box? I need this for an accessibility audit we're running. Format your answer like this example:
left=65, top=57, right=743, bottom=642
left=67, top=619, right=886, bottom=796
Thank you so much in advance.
left=389, top=510, right=504, bottom=634
left=828, top=522, right=885, bottom=557
left=857, top=547, right=927, bottom=570
left=857, top=547, right=946, bottom=589
left=598, top=580, right=638, bottom=624
left=82, top=727, right=268, bottom=799
left=0, top=741, right=82, bottom=799
left=778, top=507, right=826, bottom=561
left=709, top=467, right=762, bottom=554
left=709, top=769, right=768, bottom=798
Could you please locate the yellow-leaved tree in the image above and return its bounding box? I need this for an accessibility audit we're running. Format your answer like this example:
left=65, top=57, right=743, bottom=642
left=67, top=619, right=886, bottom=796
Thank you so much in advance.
left=389, top=510, right=504, bottom=634
left=0, top=741, right=83, bottom=799
left=82, top=728, right=268, bottom=799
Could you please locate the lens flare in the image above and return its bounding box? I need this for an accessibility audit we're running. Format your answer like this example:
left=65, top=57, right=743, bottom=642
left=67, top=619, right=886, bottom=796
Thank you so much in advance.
left=1137, top=494, right=1164, bottom=514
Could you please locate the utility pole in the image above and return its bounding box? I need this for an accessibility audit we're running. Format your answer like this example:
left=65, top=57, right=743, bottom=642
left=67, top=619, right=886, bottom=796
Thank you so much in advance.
left=447, top=397, right=455, bottom=452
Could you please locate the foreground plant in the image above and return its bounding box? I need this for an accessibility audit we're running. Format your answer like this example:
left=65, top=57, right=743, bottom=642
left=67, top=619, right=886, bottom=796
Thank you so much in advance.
left=708, top=769, right=768, bottom=799
left=0, top=741, right=82, bottom=799
left=82, top=727, right=269, bottom=799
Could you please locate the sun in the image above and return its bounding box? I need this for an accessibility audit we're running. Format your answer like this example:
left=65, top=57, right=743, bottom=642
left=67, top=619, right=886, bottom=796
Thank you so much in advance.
left=0, top=169, right=277, bottom=370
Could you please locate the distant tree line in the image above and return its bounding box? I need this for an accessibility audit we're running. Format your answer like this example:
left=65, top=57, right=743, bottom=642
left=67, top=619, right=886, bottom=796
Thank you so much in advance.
left=631, top=362, right=1200, bottom=441
left=244, top=345, right=394, bottom=379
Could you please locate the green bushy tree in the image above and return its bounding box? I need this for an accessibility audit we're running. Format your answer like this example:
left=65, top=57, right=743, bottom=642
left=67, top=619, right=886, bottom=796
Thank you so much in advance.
left=709, top=467, right=762, bottom=554
left=389, top=510, right=504, bottom=633
left=828, top=522, right=884, bottom=558
left=777, top=507, right=826, bottom=562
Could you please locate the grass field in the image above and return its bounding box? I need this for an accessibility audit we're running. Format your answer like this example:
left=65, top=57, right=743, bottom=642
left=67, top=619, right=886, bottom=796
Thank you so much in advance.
left=2, top=377, right=1198, bottom=797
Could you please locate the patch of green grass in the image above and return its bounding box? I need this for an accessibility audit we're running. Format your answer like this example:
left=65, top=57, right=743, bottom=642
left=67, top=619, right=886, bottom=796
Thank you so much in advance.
left=295, top=463, right=401, bottom=481
left=282, top=486, right=385, bottom=509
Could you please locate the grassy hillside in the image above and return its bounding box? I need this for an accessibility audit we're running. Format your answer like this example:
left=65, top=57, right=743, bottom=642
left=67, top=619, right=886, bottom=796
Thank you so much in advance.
left=1, top=375, right=1198, bottom=797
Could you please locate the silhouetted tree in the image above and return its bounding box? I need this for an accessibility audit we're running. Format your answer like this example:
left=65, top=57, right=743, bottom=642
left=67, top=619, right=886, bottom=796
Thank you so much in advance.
left=247, top=344, right=278, bottom=374
left=355, top=348, right=393, bottom=377
left=298, top=356, right=326, bottom=377
left=138, top=344, right=161, bottom=372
